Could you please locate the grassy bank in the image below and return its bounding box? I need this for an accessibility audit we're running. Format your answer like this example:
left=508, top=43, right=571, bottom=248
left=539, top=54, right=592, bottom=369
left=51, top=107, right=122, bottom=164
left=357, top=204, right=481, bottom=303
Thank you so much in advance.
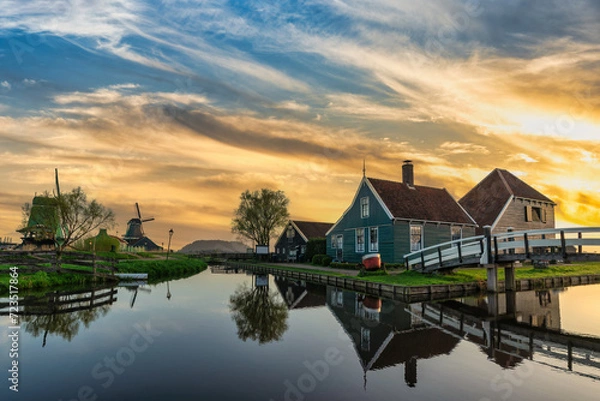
left=253, top=261, right=600, bottom=287
left=0, top=257, right=207, bottom=294
left=117, top=258, right=208, bottom=282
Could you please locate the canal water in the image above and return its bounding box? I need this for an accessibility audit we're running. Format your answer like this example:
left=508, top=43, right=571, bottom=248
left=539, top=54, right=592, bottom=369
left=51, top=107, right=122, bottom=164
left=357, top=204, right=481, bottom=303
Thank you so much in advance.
left=1, top=268, right=599, bottom=401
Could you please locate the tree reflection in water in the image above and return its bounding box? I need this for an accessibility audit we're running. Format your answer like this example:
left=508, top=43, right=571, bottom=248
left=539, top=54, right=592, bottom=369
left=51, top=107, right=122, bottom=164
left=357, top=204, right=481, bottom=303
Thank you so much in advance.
left=19, top=288, right=115, bottom=347
left=229, top=282, right=289, bottom=344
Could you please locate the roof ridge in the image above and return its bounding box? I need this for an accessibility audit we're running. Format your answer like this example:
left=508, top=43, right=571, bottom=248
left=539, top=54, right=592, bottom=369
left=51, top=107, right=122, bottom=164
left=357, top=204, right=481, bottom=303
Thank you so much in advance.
left=496, top=169, right=514, bottom=196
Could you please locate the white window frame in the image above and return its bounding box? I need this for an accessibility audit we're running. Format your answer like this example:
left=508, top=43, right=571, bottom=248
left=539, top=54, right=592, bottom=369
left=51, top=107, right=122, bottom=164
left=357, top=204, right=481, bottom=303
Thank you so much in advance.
left=360, top=197, right=369, bottom=218
left=410, top=224, right=423, bottom=252
left=355, top=228, right=365, bottom=253
left=331, top=235, right=337, bottom=249
left=369, top=227, right=379, bottom=252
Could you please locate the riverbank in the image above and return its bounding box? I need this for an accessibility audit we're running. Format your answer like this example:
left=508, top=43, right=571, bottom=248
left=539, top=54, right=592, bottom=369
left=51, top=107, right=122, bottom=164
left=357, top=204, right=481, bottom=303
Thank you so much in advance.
left=224, top=261, right=600, bottom=301
left=0, top=257, right=208, bottom=294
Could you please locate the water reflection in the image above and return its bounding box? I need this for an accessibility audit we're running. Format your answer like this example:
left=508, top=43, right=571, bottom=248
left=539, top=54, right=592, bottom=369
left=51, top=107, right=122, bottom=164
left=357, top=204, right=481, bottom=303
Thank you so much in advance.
left=0, top=285, right=117, bottom=347
left=325, top=286, right=459, bottom=388
left=414, top=290, right=600, bottom=379
left=229, top=275, right=289, bottom=344
left=264, top=273, right=600, bottom=387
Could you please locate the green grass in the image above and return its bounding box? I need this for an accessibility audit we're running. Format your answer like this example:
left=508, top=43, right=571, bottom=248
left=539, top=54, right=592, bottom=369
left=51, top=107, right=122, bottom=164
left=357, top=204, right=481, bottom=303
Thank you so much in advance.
left=116, top=258, right=208, bottom=282
left=253, top=261, right=600, bottom=287
left=0, top=257, right=208, bottom=294
left=0, top=271, right=112, bottom=293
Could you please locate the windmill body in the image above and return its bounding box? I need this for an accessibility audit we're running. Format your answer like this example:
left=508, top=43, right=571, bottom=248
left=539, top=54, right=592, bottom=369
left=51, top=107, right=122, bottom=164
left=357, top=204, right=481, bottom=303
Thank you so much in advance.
left=123, top=203, right=161, bottom=251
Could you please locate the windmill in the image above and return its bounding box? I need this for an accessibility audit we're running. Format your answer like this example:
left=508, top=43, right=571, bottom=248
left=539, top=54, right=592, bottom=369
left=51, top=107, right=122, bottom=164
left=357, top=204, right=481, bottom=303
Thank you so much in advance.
left=123, top=203, right=155, bottom=245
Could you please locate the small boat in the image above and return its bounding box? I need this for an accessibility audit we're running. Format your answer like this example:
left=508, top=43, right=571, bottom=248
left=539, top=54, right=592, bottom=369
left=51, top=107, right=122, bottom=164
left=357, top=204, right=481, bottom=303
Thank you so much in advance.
left=115, top=273, right=148, bottom=280
left=362, top=253, right=381, bottom=270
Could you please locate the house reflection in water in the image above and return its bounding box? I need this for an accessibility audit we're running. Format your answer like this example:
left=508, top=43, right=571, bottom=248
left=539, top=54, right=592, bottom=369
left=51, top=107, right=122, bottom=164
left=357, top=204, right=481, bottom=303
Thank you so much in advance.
left=438, top=288, right=564, bottom=369
left=273, top=277, right=327, bottom=310
left=272, top=277, right=458, bottom=388
left=325, top=287, right=459, bottom=388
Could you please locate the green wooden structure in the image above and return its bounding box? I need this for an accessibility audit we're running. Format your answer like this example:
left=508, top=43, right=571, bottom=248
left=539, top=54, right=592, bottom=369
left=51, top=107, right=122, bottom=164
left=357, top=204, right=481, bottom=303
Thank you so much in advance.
left=326, top=161, right=477, bottom=264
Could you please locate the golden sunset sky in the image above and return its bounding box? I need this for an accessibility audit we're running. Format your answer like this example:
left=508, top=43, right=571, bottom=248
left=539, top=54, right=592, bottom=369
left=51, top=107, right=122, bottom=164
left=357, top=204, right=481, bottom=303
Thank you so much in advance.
left=1, top=1, right=599, bottom=249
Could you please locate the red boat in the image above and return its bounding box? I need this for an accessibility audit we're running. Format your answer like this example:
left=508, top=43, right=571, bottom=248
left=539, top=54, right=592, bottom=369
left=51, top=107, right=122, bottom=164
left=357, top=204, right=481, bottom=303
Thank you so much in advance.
left=362, top=253, right=381, bottom=270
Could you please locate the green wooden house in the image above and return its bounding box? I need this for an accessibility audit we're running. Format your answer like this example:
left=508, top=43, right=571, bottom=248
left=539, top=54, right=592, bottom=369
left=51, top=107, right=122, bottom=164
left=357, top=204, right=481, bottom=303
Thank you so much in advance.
left=326, top=161, right=478, bottom=264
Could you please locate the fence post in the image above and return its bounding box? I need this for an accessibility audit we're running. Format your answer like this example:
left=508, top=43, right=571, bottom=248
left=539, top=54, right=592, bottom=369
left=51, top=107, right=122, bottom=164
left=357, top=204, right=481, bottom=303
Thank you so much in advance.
left=484, top=226, right=493, bottom=265
left=524, top=233, right=530, bottom=258
left=560, top=230, right=567, bottom=259
left=484, top=226, right=498, bottom=292
left=578, top=232, right=583, bottom=254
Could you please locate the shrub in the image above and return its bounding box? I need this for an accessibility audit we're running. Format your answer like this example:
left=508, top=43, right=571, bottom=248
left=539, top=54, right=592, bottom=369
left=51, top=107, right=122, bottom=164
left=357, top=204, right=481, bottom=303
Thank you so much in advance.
left=312, top=254, right=327, bottom=265
left=329, top=262, right=360, bottom=270
left=321, top=256, right=332, bottom=267
left=306, top=238, right=326, bottom=263
left=358, top=268, right=388, bottom=277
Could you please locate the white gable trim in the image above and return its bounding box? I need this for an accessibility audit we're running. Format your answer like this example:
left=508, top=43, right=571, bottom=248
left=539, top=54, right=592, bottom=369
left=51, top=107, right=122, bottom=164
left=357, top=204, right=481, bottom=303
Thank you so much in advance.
left=325, top=177, right=393, bottom=236
left=365, top=178, right=395, bottom=220
left=491, top=195, right=514, bottom=231
left=290, top=221, right=309, bottom=243
left=443, top=188, right=478, bottom=226
left=275, top=220, right=292, bottom=246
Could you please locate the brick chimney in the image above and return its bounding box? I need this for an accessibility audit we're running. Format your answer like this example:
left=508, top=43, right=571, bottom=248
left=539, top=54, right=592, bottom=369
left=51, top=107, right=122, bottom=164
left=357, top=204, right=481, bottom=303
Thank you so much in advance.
left=402, top=160, right=414, bottom=186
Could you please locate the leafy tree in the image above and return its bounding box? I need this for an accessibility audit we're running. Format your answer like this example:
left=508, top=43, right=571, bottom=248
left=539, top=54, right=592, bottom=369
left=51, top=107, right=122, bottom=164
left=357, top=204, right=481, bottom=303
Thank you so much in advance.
left=229, top=281, right=289, bottom=344
left=231, top=188, right=290, bottom=247
left=20, top=187, right=115, bottom=260
left=56, top=187, right=115, bottom=251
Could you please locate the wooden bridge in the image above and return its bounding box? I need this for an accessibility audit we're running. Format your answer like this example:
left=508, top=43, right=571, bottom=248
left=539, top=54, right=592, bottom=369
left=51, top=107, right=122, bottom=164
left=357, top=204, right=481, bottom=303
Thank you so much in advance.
left=404, top=226, right=600, bottom=273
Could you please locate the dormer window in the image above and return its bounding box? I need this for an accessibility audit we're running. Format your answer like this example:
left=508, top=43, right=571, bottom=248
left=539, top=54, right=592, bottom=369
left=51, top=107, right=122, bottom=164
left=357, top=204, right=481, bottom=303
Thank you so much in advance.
left=287, top=225, right=295, bottom=243
left=360, top=197, right=369, bottom=218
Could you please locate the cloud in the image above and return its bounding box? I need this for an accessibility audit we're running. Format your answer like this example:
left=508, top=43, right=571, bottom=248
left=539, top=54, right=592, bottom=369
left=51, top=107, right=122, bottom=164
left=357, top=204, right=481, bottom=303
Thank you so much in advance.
left=438, top=142, right=490, bottom=155
left=1, top=81, right=11, bottom=91
left=508, top=153, right=539, bottom=163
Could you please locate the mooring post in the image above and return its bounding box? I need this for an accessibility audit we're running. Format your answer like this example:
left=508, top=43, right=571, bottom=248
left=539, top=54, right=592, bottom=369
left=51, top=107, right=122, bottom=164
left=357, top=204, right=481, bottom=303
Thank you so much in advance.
left=484, top=226, right=498, bottom=292
left=505, top=263, right=516, bottom=291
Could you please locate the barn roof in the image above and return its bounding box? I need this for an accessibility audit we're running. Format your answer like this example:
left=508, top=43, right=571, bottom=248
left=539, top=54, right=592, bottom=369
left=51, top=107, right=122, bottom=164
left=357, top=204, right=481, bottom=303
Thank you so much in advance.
left=459, top=169, right=555, bottom=228
left=292, top=221, right=333, bottom=240
left=367, top=177, right=476, bottom=225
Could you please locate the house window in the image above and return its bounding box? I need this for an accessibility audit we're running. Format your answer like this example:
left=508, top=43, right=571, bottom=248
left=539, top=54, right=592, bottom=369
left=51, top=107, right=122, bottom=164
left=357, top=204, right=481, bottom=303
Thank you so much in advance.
left=287, top=225, right=295, bottom=243
left=525, top=206, right=547, bottom=222
left=360, top=197, right=369, bottom=218
left=451, top=226, right=462, bottom=242
left=356, top=228, right=365, bottom=253
left=369, top=227, right=379, bottom=252
left=361, top=327, right=371, bottom=352
left=331, top=235, right=336, bottom=249
left=331, top=288, right=343, bottom=307
left=301, top=245, right=306, bottom=254
left=410, top=225, right=423, bottom=252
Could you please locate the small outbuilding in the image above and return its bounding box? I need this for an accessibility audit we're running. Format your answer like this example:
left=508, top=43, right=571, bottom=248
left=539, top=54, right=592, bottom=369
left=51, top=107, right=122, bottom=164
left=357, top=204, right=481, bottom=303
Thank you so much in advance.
left=459, top=168, right=556, bottom=235
left=273, top=220, right=333, bottom=263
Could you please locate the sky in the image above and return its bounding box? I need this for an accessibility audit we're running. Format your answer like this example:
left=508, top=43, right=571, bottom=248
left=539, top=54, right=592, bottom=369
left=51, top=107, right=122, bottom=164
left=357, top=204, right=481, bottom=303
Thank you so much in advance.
left=0, top=0, right=599, bottom=250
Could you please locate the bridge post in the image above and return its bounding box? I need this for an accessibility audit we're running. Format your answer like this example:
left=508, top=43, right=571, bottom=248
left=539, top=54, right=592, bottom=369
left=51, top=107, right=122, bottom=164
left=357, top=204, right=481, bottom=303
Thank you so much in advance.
left=505, top=263, right=516, bottom=291
left=484, top=226, right=499, bottom=292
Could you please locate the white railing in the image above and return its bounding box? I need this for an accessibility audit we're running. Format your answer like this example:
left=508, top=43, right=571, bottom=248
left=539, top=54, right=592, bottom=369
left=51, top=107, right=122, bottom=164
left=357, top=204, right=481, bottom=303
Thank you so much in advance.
left=404, top=227, right=600, bottom=271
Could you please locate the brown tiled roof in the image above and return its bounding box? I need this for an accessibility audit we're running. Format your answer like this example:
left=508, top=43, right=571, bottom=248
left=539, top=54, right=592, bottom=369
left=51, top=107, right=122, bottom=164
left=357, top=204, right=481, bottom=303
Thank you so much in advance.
left=367, top=177, right=476, bottom=225
left=459, top=169, right=554, bottom=227
left=293, top=221, right=333, bottom=239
